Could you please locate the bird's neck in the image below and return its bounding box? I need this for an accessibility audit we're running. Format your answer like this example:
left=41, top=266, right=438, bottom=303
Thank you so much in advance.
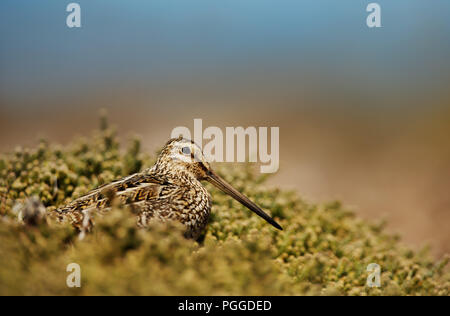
left=148, top=161, right=199, bottom=185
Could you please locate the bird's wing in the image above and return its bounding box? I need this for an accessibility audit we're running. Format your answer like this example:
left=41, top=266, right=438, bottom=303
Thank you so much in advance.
left=55, top=172, right=174, bottom=215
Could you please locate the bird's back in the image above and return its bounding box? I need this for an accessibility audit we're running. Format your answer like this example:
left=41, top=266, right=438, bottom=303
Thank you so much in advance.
left=55, top=169, right=212, bottom=239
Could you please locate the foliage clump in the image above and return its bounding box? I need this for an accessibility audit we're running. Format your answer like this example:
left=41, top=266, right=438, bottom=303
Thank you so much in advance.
left=0, top=119, right=448, bottom=296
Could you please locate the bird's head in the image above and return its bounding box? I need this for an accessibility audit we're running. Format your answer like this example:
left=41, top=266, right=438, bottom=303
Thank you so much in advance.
left=156, top=136, right=211, bottom=180
left=155, top=136, right=283, bottom=231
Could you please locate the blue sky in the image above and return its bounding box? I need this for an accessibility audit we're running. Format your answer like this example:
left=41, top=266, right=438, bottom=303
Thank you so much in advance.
left=1, top=0, right=449, bottom=109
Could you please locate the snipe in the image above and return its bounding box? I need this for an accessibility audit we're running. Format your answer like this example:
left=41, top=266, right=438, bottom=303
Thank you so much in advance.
left=55, top=137, right=282, bottom=239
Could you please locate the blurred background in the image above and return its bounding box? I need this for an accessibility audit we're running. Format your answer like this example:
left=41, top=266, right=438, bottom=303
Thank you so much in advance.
left=1, top=0, right=449, bottom=256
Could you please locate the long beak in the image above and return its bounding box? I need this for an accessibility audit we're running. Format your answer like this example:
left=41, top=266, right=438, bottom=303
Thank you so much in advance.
left=206, top=169, right=283, bottom=230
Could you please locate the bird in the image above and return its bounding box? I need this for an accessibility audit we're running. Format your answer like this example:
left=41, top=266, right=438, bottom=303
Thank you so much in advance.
left=13, top=197, right=47, bottom=227
left=54, top=137, right=282, bottom=240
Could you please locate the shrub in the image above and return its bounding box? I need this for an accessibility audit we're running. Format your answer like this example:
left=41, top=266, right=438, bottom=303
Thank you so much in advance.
left=0, top=118, right=448, bottom=295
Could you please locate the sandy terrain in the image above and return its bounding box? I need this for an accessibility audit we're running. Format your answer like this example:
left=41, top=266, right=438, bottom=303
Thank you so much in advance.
left=1, top=104, right=449, bottom=257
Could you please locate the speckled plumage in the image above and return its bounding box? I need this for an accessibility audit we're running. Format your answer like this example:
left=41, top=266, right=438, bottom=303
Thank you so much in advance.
left=55, top=137, right=281, bottom=239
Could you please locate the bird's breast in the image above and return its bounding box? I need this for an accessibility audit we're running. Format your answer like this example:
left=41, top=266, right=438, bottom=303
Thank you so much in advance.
left=181, top=184, right=212, bottom=239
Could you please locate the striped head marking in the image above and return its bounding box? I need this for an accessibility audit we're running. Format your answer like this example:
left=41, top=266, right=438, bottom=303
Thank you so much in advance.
left=156, top=137, right=211, bottom=180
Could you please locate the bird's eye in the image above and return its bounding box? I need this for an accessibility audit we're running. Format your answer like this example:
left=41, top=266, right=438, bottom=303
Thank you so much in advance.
left=181, top=147, right=191, bottom=155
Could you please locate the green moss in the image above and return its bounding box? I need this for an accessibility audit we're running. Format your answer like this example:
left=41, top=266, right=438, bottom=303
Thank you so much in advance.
left=0, top=119, right=448, bottom=296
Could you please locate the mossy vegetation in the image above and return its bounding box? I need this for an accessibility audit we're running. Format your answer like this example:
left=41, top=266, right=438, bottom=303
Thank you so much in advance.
left=0, top=117, right=448, bottom=296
